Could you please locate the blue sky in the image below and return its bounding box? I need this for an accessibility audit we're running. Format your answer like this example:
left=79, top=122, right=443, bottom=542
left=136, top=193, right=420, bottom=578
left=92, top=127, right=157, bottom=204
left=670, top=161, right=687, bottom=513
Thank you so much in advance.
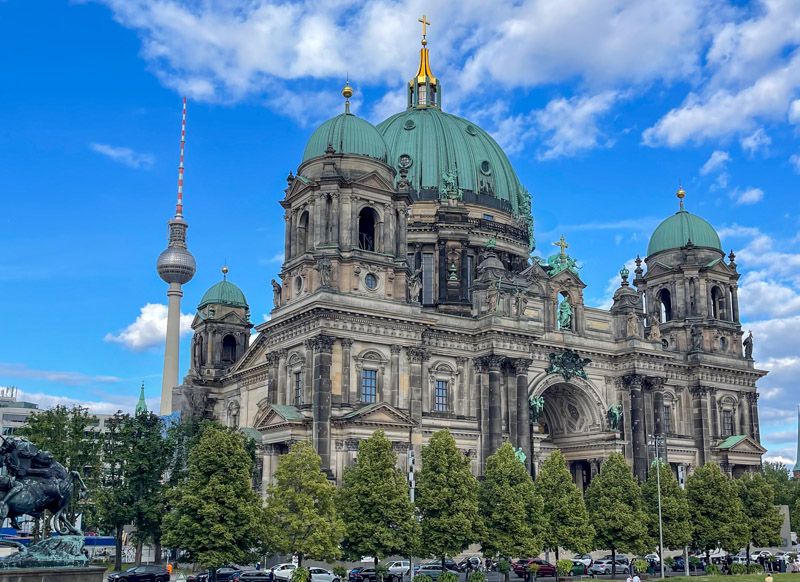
left=1, top=0, right=798, bottom=465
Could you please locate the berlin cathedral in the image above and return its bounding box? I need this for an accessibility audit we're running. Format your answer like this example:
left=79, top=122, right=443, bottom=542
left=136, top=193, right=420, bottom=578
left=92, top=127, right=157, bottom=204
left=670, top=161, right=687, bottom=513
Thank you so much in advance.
left=170, top=24, right=767, bottom=494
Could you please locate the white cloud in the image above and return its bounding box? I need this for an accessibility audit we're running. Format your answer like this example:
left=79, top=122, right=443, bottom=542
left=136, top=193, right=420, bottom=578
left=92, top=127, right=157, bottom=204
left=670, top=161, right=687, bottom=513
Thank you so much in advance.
left=104, top=303, right=193, bottom=351
left=15, top=388, right=144, bottom=416
left=732, top=186, right=764, bottom=206
left=533, top=92, right=619, bottom=160
left=0, top=363, right=122, bottom=385
left=89, top=143, right=154, bottom=169
left=740, top=127, right=771, bottom=155
left=789, top=154, right=800, bottom=172
left=700, top=150, right=731, bottom=175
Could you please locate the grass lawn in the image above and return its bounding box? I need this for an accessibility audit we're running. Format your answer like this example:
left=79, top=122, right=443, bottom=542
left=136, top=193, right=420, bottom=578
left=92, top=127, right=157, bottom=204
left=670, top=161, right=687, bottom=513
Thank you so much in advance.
left=657, top=575, right=797, bottom=582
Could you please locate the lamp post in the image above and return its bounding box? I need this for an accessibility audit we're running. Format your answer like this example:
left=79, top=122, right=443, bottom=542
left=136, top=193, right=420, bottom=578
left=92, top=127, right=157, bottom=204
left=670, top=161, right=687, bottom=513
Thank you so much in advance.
left=648, top=434, right=666, bottom=579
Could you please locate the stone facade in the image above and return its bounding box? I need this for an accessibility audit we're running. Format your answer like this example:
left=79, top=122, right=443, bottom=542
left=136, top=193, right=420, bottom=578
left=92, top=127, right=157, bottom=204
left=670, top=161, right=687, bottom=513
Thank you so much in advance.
left=173, top=145, right=767, bottom=494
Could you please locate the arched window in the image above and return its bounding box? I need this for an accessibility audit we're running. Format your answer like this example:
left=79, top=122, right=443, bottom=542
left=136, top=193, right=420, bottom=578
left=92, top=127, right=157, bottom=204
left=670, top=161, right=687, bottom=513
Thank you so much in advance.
left=324, top=195, right=333, bottom=243
left=711, top=285, right=725, bottom=320
left=298, top=211, right=309, bottom=254
left=658, top=289, right=672, bottom=322
left=221, top=334, right=237, bottom=364
left=358, top=207, right=378, bottom=251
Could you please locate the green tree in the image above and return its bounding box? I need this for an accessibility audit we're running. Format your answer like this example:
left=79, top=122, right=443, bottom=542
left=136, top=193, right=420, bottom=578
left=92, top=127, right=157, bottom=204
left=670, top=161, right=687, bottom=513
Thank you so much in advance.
left=535, top=451, right=594, bottom=561
left=127, top=411, right=172, bottom=564
left=585, top=453, right=649, bottom=576
left=416, top=429, right=480, bottom=569
left=19, top=404, right=103, bottom=527
left=478, top=443, right=542, bottom=573
left=737, top=472, right=783, bottom=563
left=96, top=412, right=135, bottom=572
left=264, top=441, right=344, bottom=566
left=686, top=462, right=748, bottom=560
left=162, top=424, right=266, bottom=572
left=762, top=462, right=800, bottom=531
left=337, top=431, right=418, bottom=572
left=640, top=460, right=691, bottom=554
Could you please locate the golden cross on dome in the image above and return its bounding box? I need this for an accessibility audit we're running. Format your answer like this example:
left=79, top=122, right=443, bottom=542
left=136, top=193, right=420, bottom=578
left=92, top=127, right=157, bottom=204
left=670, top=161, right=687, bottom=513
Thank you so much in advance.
left=554, top=235, right=569, bottom=256
left=418, top=14, right=430, bottom=44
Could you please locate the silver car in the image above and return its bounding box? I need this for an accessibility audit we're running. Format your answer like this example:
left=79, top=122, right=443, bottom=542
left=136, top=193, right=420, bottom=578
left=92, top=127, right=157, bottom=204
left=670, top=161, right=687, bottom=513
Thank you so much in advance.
left=309, top=568, right=340, bottom=582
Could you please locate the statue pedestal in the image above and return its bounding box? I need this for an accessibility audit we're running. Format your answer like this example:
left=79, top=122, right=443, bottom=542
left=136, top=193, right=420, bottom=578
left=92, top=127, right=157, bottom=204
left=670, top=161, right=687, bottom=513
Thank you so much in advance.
left=0, top=566, right=105, bottom=582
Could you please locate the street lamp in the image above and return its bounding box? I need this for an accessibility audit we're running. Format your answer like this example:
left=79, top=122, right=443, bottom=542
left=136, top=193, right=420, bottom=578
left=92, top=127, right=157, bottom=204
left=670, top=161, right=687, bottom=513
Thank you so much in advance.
left=647, top=434, right=666, bottom=579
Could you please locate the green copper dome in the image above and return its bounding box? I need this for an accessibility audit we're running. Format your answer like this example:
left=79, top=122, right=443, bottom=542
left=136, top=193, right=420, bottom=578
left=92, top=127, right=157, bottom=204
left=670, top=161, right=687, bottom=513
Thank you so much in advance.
left=647, top=210, right=723, bottom=256
left=198, top=279, right=248, bottom=309
left=377, top=107, right=527, bottom=214
left=303, top=112, right=389, bottom=163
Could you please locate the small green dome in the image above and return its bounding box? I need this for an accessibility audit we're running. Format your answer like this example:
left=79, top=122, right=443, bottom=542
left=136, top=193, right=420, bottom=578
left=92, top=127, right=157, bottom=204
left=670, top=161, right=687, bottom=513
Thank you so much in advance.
left=647, top=210, right=722, bottom=256
left=198, top=280, right=248, bottom=309
left=303, top=113, right=389, bottom=163
left=377, top=107, right=527, bottom=214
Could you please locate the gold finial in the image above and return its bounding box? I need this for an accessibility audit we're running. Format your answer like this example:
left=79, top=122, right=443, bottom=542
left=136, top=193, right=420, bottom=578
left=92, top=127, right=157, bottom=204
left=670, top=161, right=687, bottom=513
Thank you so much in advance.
left=554, top=235, right=569, bottom=256
left=676, top=183, right=686, bottom=210
left=419, top=14, right=430, bottom=46
left=342, top=78, right=353, bottom=114
left=222, top=264, right=229, bottom=280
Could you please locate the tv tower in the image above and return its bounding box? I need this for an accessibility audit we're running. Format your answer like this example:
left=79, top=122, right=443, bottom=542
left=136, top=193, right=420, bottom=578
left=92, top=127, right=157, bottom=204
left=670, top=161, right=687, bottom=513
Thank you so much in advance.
left=156, top=97, right=196, bottom=415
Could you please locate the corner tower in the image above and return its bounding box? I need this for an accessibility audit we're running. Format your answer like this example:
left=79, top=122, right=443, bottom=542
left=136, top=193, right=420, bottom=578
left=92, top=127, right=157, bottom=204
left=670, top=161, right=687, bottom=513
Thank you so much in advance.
left=156, top=97, right=196, bottom=415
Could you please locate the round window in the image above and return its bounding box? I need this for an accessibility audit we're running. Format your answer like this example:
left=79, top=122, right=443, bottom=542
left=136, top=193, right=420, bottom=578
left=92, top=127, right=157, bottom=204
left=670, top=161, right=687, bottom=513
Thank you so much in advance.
left=404, top=119, right=416, bottom=130
left=480, top=160, right=492, bottom=175
left=294, top=276, right=303, bottom=293
left=398, top=154, right=413, bottom=168
left=365, top=273, right=378, bottom=290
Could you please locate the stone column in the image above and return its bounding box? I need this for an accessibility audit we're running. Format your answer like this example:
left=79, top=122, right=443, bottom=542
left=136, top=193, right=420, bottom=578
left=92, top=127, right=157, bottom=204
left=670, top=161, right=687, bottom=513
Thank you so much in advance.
left=514, top=359, right=532, bottom=474
left=350, top=195, right=359, bottom=250
left=308, top=335, right=335, bottom=475
left=460, top=243, right=469, bottom=301
left=390, top=345, right=401, bottom=407
left=625, top=374, right=648, bottom=481
left=748, top=392, right=761, bottom=441
left=691, top=386, right=711, bottom=464
left=340, top=339, right=353, bottom=405
left=397, top=207, right=408, bottom=258
left=284, top=210, right=292, bottom=260
left=456, top=357, right=467, bottom=416
left=384, top=203, right=394, bottom=255
left=731, top=284, right=740, bottom=322
left=290, top=210, right=298, bottom=258
left=276, top=349, right=287, bottom=405
left=474, top=357, right=490, bottom=472
left=265, top=352, right=279, bottom=404
left=330, top=193, right=340, bottom=247
left=652, top=384, right=665, bottom=437
left=438, top=242, right=447, bottom=303
left=487, top=355, right=505, bottom=457
left=590, top=458, right=600, bottom=479
left=710, top=388, right=720, bottom=438
left=407, top=347, right=428, bottom=462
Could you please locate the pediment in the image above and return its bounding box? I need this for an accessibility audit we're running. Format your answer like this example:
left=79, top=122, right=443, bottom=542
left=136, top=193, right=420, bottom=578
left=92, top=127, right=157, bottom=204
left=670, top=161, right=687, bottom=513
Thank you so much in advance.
left=520, top=261, right=549, bottom=283
left=549, top=268, right=586, bottom=288
left=286, top=175, right=316, bottom=198
left=335, top=402, right=416, bottom=427
left=645, top=262, right=675, bottom=278
left=230, top=332, right=268, bottom=372
left=351, top=170, right=395, bottom=192
left=716, top=434, right=766, bottom=455
left=702, top=260, right=735, bottom=277
left=254, top=404, right=309, bottom=430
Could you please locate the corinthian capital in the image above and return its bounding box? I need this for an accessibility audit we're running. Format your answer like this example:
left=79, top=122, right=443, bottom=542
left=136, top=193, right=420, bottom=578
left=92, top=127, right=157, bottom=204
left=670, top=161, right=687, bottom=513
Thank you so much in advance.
left=513, top=358, right=532, bottom=375
left=406, top=346, right=429, bottom=363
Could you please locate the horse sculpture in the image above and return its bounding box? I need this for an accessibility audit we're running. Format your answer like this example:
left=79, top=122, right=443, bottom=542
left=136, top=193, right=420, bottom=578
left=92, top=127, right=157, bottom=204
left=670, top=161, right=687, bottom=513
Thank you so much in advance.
left=0, top=437, right=87, bottom=535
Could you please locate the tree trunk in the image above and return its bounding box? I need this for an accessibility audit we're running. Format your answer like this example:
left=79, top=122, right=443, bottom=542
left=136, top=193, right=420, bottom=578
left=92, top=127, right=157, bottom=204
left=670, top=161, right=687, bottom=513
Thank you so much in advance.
left=154, top=541, right=163, bottom=564
left=746, top=543, right=751, bottom=565
left=298, top=554, right=303, bottom=568
left=135, top=540, right=143, bottom=566
left=611, top=548, right=616, bottom=578
left=114, top=524, right=124, bottom=572
left=375, top=557, right=382, bottom=582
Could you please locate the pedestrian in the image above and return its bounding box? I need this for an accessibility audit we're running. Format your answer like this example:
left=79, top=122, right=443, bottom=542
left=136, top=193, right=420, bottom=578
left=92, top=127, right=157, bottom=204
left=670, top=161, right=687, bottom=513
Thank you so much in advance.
left=765, top=572, right=773, bottom=582
left=632, top=573, right=640, bottom=582
left=625, top=574, right=632, bottom=582
left=167, top=563, right=174, bottom=577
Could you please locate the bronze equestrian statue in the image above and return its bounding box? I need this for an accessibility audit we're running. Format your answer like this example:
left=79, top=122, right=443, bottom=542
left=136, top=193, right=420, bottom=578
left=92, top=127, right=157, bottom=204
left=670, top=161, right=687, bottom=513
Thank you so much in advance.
left=0, top=436, right=87, bottom=535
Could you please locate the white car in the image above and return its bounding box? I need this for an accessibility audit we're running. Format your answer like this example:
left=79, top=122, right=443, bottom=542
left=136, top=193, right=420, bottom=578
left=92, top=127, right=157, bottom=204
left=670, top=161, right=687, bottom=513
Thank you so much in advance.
left=386, top=562, right=410, bottom=577
left=272, top=564, right=297, bottom=581
left=572, top=554, right=593, bottom=567
left=309, top=568, right=340, bottom=582
left=644, top=554, right=660, bottom=564
left=751, top=551, right=771, bottom=562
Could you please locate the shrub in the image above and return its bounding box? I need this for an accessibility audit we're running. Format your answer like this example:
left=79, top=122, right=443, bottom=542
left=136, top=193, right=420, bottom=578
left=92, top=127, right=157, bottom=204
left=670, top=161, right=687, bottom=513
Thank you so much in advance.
left=413, top=575, right=433, bottom=582
left=292, top=568, right=310, bottom=582
left=632, top=560, right=648, bottom=574
left=469, top=572, right=486, bottom=582
left=705, top=564, right=721, bottom=576
left=528, top=563, right=540, bottom=577
left=333, top=567, right=347, bottom=580
left=730, top=563, right=746, bottom=575
left=556, top=560, right=573, bottom=578
left=497, top=560, right=511, bottom=575
left=746, top=564, right=763, bottom=574
left=439, top=573, right=458, bottom=582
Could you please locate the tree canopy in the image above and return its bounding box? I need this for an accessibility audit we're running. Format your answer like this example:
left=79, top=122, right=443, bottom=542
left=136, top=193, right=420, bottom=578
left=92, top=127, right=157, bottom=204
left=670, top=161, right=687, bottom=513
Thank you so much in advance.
left=264, top=440, right=344, bottom=566
left=686, top=462, right=748, bottom=556
left=416, top=429, right=480, bottom=566
left=737, top=472, right=783, bottom=553
left=535, top=450, right=594, bottom=559
left=162, top=423, right=266, bottom=569
left=478, top=442, right=542, bottom=559
left=640, top=460, right=692, bottom=552
left=585, top=453, right=650, bottom=569
left=337, top=431, right=419, bottom=565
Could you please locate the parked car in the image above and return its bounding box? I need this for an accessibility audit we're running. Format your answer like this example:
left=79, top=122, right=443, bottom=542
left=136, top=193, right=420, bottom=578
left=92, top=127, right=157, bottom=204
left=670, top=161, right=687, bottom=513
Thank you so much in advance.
left=522, top=559, right=556, bottom=578
left=109, top=566, right=170, bottom=582
left=412, top=565, right=458, bottom=580
left=351, top=567, right=377, bottom=582
left=239, top=571, right=274, bottom=582
left=643, top=554, right=660, bottom=564
left=571, top=561, right=587, bottom=576
left=572, top=554, right=593, bottom=568
left=513, top=559, right=533, bottom=578
left=671, top=557, right=704, bottom=572
left=348, top=568, right=365, bottom=582
left=732, top=556, right=748, bottom=565
left=590, top=560, right=629, bottom=575
left=309, top=567, right=340, bottom=582
left=458, top=557, right=482, bottom=572
left=386, top=561, right=411, bottom=577
left=272, top=564, right=297, bottom=582
left=196, top=568, right=244, bottom=582
left=751, top=551, right=772, bottom=562
left=601, top=555, right=630, bottom=566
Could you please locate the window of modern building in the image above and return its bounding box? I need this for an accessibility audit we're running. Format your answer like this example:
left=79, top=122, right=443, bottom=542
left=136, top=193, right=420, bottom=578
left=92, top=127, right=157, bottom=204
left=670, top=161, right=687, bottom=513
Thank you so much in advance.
left=294, top=371, right=303, bottom=405
left=361, top=369, right=377, bottom=403
left=434, top=380, right=448, bottom=412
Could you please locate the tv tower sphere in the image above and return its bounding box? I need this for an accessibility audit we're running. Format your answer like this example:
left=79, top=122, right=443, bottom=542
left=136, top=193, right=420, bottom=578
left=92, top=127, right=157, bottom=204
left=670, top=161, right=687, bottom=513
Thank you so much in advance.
left=157, top=218, right=196, bottom=284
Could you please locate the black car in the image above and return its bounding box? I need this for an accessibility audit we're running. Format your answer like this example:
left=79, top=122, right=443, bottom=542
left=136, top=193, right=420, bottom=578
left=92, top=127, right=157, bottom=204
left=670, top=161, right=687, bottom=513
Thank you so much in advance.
left=352, top=567, right=377, bottom=582
left=239, top=571, right=273, bottom=582
left=196, top=567, right=243, bottom=582
left=109, top=566, right=170, bottom=582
